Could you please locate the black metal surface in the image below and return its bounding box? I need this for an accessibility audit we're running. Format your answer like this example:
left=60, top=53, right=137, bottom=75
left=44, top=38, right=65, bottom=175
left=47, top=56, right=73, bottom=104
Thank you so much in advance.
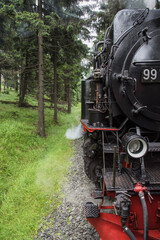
left=113, top=9, right=142, bottom=43
left=81, top=119, right=118, bottom=131
left=148, top=142, right=160, bottom=152
left=81, top=77, right=93, bottom=120
left=91, top=189, right=103, bottom=199
left=146, top=163, right=160, bottom=183
left=111, top=10, right=160, bottom=131
left=104, top=163, right=160, bottom=192
left=133, top=60, right=160, bottom=66
left=104, top=168, right=135, bottom=191
left=88, top=109, right=106, bottom=126
left=113, top=9, right=160, bottom=43
left=82, top=9, right=160, bottom=132
left=103, top=144, right=119, bottom=153
left=81, top=80, right=86, bottom=119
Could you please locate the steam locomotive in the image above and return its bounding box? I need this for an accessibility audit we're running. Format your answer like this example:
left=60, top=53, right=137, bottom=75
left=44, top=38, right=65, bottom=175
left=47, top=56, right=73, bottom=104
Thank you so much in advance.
left=81, top=8, right=160, bottom=240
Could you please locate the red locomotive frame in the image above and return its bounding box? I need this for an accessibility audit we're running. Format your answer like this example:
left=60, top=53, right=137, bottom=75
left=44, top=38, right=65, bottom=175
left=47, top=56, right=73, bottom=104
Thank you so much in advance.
left=88, top=185, right=160, bottom=240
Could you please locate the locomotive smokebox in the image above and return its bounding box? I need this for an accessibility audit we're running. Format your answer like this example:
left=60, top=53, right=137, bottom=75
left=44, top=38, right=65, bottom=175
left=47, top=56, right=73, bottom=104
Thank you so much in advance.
left=111, top=9, right=160, bottom=131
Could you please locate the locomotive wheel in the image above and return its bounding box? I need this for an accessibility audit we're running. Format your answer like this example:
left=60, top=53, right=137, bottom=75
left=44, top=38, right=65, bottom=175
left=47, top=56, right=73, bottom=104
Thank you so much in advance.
left=83, top=138, right=98, bottom=159
left=84, top=156, right=103, bottom=183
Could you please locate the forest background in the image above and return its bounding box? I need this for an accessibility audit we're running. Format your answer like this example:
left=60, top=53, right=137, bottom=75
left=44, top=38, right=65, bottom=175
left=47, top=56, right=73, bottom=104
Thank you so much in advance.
left=0, top=0, right=154, bottom=239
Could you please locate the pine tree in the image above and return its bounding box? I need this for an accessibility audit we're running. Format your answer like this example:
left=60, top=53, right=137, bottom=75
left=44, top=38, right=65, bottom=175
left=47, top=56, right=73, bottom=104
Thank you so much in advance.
left=37, top=0, right=45, bottom=137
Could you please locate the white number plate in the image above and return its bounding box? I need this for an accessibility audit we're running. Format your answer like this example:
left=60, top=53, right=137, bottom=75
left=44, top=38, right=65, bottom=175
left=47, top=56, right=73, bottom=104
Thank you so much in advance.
left=142, top=68, right=160, bottom=83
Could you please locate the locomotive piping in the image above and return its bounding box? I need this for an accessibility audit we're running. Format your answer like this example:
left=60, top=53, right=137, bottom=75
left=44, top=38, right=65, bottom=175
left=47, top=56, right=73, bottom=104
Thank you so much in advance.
left=95, top=26, right=112, bottom=61
left=95, top=41, right=104, bottom=53
left=122, top=225, right=137, bottom=240
left=138, top=191, right=148, bottom=240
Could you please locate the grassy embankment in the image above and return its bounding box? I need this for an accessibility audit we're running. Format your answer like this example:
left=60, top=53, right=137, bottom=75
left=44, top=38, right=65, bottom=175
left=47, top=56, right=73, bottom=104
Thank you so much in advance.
left=0, top=91, right=81, bottom=240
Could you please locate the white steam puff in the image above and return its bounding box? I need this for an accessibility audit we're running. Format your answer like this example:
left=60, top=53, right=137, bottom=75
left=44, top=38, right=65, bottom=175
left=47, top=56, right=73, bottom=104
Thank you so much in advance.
left=65, top=123, right=83, bottom=140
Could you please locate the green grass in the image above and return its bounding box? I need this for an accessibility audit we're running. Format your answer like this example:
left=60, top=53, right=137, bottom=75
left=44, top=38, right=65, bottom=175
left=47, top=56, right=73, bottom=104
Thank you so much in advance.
left=0, top=90, right=19, bottom=102
left=0, top=92, right=81, bottom=240
left=0, top=90, right=68, bottom=111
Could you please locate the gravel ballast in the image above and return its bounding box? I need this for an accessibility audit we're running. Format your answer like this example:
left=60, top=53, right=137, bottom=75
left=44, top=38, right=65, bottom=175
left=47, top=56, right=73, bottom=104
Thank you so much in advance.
left=35, top=138, right=100, bottom=240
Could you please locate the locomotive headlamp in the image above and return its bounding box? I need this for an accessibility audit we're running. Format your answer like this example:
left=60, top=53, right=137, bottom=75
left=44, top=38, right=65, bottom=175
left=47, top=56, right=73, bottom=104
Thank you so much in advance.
left=122, top=133, right=148, bottom=158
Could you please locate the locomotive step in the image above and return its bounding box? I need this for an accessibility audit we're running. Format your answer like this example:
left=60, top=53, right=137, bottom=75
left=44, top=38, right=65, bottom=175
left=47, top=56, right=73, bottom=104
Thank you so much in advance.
left=104, top=163, right=160, bottom=192
left=91, top=189, right=103, bottom=199
left=104, top=169, right=134, bottom=191
left=84, top=202, right=99, bottom=218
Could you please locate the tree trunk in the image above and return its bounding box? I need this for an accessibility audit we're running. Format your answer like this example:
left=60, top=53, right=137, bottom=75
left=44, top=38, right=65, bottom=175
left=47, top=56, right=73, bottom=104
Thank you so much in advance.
left=64, top=78, right=67, bottom=101
left=67, top=79, right=71, bottom=113
left=50, top=74, right=54, bottom=106
left=37, top=0, right=45, bottom=137
left=53, top=54, right=58, bottom=123
left=3, top=78, right=5, bottom=91
left=19, top=70, right=24, bottom=106
left=19, top=53, right=29, bottom=106
left=0, top=72, right=1, bottom=92
left=19, top=73, right=27, bottom=106
left=15, top=73, right=18, bottom=92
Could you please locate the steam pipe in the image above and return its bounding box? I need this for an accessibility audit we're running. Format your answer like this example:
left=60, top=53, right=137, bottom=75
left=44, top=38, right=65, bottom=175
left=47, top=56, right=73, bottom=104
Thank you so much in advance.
left=95, top=41, right=104, bottom=52
left=122, top=225, right=137, bottom=240
left=94, top=41, right=104, bottom=69
left=104, top=26, right=111, bottom=40
left=95, top=26, right=112, bottom=61
left=139, top=191, right=148, bottom=240
left=95, top=26, right=111, bottom=53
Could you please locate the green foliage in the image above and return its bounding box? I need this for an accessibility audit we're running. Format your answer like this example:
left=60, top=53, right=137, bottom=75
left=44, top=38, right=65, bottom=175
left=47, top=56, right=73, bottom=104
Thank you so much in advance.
left=0, top=92, right=81, bottom=240
left=93, top=0, right=146, bottom=40
left=0, top=0, right=89, bottom=109
left=155, top=0, right=160, bottom=9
